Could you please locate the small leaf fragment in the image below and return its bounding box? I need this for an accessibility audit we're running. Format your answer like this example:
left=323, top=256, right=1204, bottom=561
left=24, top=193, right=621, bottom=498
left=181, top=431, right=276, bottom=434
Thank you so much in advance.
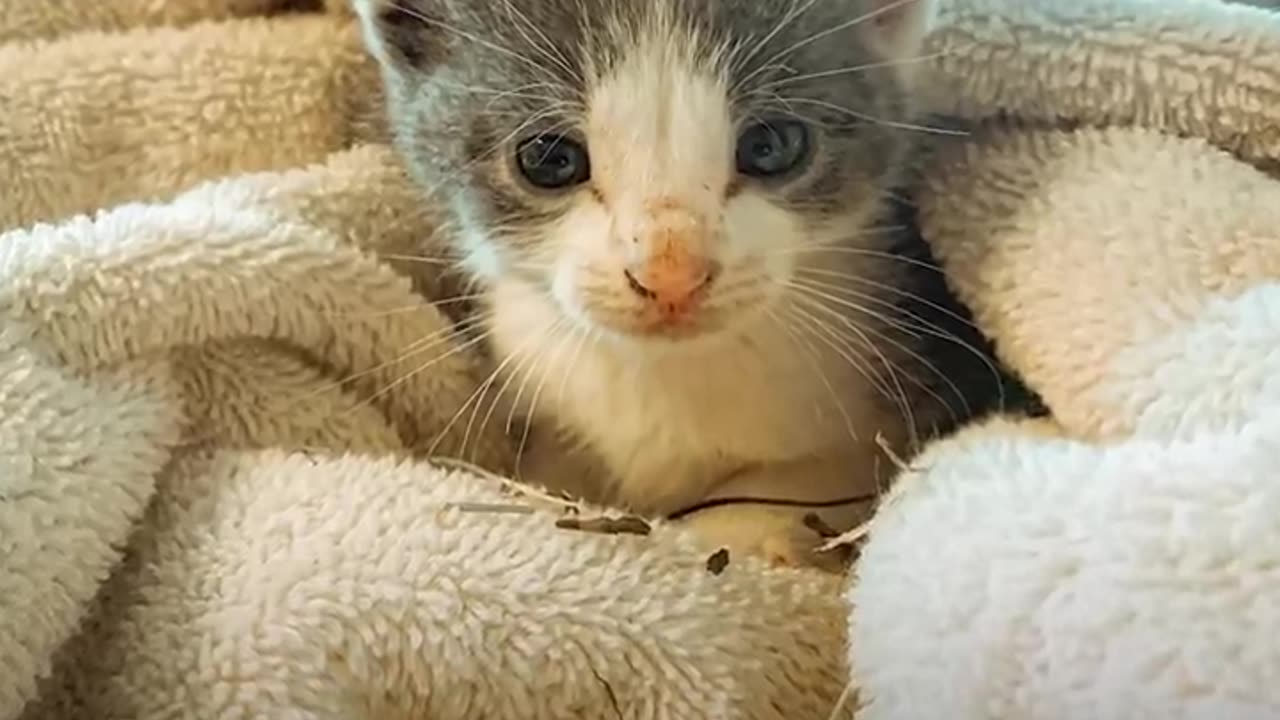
left=803, top=512, right=840, bottom=538
left=555, top=515, right=652, bottom=536
left=706, top=548, right=730, bottom=575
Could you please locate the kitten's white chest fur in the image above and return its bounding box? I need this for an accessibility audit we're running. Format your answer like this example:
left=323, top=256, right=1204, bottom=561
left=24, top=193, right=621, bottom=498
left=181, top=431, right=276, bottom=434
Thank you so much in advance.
left=490, top=280, right=886, bottom=516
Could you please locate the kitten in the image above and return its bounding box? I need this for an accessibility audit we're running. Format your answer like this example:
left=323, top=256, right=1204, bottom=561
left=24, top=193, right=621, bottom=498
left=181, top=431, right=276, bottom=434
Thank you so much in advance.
left=356, top=0, right=993, bottom=570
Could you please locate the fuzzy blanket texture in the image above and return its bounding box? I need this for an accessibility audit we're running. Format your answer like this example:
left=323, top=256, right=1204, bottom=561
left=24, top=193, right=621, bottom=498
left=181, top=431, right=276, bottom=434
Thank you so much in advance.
left=1, top=0, right=1278, bottom=718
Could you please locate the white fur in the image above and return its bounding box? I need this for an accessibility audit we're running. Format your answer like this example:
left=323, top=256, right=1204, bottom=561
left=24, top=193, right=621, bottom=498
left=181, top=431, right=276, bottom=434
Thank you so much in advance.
left=492, top=277, right=885, bottom=514
left=583, top=32, right=733, bottom=239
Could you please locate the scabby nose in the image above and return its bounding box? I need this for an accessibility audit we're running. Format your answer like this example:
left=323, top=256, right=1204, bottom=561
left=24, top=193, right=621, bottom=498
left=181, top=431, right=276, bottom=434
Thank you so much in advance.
left=623, top=200, right=719, bottom=317
left=624, top=260, right=715, bottom=313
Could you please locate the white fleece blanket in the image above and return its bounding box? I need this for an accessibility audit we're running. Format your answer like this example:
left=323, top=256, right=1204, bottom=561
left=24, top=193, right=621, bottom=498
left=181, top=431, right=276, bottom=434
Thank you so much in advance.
left=2, top=0, right=1279, bottom=719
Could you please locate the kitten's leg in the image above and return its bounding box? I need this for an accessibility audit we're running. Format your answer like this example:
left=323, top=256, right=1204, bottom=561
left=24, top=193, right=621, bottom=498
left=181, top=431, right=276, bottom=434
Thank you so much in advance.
left=677, top=503, right=854, bottom=572
left=674, top=454, right=882, bottom=573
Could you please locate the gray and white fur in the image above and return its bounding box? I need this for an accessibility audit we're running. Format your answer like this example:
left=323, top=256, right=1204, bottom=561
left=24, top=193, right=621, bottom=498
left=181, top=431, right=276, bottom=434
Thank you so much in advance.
left=355, top=0, right=1000, bottom=570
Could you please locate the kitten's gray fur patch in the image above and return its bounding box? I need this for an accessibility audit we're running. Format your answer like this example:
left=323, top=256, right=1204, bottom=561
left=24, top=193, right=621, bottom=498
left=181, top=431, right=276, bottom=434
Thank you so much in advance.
left=360, top=0, right=921, bottom=240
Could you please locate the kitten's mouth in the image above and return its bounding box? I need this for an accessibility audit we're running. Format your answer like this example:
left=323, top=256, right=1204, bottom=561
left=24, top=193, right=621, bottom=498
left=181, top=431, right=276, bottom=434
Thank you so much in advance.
left=631, top=313, right=716, bottom=340
left=553, top=262, right=762, bottom=344
left=574, top=286, right=757, bottom=345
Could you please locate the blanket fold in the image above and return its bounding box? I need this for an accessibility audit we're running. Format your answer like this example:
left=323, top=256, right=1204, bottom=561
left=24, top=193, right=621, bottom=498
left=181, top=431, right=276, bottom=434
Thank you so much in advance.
left=2, top=124, right=851, bottom=720
left=0, top=0, right=322, bottom=44
left=922, top=0, right=1280, bottom=165
left=847, top=1, right=1280, bottom=717
left=0, top=13, right=380, bottom=232
left=3, top=0, right=1279, bottom=718
left=920, top=126, right=1280, bottom=439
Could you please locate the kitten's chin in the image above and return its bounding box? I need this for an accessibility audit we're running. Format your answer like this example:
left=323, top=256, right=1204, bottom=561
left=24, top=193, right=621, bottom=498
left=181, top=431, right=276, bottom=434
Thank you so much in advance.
left=599, top=318, right=726, bottom=345
left=545, top=262, right=776, bottom=349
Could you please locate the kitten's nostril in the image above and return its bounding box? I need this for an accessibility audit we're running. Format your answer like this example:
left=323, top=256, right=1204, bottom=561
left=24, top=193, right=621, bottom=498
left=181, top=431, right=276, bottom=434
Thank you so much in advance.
left=624, top=269, right=656, bottom=299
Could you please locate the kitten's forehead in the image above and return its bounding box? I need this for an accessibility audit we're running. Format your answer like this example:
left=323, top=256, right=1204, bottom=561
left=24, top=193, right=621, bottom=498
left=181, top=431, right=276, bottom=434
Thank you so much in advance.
left=451, top=0, right=889, bottom=104
left=416, top=0, right=924, bottom=227
left=585, top=27, right=734, bottom=208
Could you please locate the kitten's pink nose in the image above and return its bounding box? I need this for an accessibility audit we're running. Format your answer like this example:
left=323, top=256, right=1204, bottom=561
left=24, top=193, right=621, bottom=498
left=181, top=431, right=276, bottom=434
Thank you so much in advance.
left=624, top=258, right=714, bottom=313
left=624, top=200, right=720, bottom=319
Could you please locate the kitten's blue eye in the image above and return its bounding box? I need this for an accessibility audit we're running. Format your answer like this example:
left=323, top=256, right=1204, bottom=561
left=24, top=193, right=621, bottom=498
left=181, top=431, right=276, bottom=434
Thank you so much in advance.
left=516, top=134, right=591, bottom=189
left=735, top=120, right=811, bottom=178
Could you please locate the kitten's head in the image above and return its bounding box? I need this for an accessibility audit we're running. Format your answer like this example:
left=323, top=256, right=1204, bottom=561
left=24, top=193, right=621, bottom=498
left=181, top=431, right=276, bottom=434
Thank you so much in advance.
left=358, top=0, right=938, bottom=343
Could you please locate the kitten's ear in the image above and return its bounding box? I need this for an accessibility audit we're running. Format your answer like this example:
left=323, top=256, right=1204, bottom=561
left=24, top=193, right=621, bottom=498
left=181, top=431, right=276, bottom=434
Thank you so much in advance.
left=855, top=0, right=938, bottom=61
left=354, top=0, right=449, bottom=71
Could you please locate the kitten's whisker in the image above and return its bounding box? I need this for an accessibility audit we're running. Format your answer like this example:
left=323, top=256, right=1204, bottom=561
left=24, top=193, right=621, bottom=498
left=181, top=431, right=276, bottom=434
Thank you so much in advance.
left=433, top=79, right=564, bottom=95
left=340, top=324, right=498, bottom=430
left=777, top=243, right=943, bottom=275
left=765, top=307, right=863, bottom=445
left=808, top=274, right=1008, bottom=412
left=503, top=317, right=569, bottom=436
left=498, top=0, right=585, bottom=86
left=791, top=273, right=969, bottom=350
left=787, top=276, right=1003, bottom=418
left=556, top=323, right=593, bottom=410
left=434, top=79, right=575, bottom=106
left=736, top=0, right=928, bottom=90
left=784, top=302, right=899, bottom=407
left=299, top=314, right=491, bottom=400
left=387, top=2, right=568, bottom=86
left=739, top=62, right=799, bottom=89
left=321, top=293, right=486, bottom=320
left=428, top=317, right=544, bottom=459
left=514, top=320, right=581, bottom=472
left=789, top=285, right=967, bottom=430
left=754, top=48, right=960, bottom=91
left=749, top=89, right=805, bottom=122
left=373, top=251, right=460, bottom=267
left=784, top=297, right=919, bottom=448
left=772, top=225, right=910, bottom=252
left=466, top=328, right=550, bottom=464
left=340, top=202, right=461, bottom=261
left=728, top=0, right=825, bottom=86
left=771, top=95, right=967, bottom=136
left=796, top=266, right=992, bottom=343
left=176, top=316, right=493, bottom=450
left=434, top=358, right=509, bottom=460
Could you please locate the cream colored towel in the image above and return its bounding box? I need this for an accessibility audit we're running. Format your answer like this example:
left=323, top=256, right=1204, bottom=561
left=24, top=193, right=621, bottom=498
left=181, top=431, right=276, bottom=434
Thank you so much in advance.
left=0, top=11, right=380, bottom=232
left=850, top=1, right=1280, bottom=718
left=3, top=0, right=1280, bottom=718
left=0, top=0, right=321, bottom=44
left=0, top=3, right=850, bottom=719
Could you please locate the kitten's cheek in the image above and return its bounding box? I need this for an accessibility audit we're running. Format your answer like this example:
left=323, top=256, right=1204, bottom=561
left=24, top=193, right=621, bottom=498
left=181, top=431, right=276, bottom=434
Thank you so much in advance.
left=549, top=260, right=585, bottom=320
left=764, top=255, right=797, bottom=299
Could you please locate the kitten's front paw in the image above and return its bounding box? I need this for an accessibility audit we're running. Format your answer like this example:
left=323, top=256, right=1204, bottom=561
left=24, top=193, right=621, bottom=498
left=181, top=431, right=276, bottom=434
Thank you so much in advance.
left=677, top=503, right=852, bottom=574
